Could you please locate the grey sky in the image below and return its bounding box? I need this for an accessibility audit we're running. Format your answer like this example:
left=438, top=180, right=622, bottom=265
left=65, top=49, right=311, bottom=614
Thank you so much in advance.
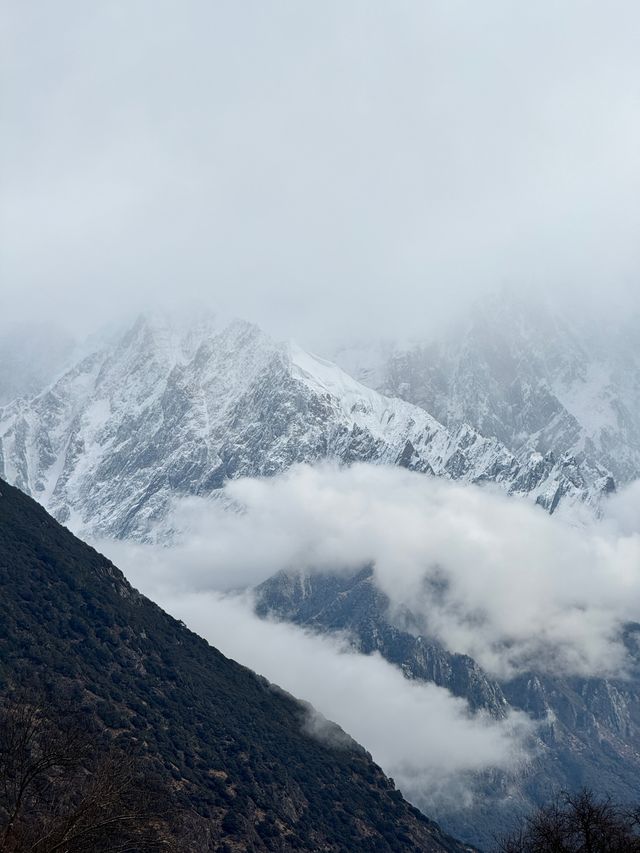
left=2, top=1, right=640, bottom=343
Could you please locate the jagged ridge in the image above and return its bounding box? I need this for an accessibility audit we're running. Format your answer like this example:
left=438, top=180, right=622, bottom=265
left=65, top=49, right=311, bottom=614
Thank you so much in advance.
left=0, top=313, right=612, bottom=540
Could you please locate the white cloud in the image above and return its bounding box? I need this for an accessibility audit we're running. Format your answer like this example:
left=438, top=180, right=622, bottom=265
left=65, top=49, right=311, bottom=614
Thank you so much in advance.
left=603, top=479, right=640, bottom=537
left=98, top=464, right=640, bottom=814
left=104, top=464, right=640, bottom=680
left=147, top=588, right=533, bottom=809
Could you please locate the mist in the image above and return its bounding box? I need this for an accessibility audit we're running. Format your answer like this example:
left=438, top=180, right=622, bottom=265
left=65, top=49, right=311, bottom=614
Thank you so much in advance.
left=104, top=463, right=640, bottom=681
left=153, top=589, right=533, bottom=811
left=4, top=7, right=640, bottom=841
left=2, top=1, right=640, bottom=345
left=99, top=460, right=640, bottom=809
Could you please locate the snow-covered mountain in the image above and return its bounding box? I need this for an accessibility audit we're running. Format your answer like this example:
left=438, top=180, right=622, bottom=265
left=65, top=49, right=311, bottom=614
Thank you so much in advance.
left=0, top=312, right=611, bottom=540
left=333, top=293, right=640, bottom=495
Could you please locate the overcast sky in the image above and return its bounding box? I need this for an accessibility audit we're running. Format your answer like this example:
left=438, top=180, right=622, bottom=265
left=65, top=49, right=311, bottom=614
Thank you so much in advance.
left=2, top=1, right=640, bottom=343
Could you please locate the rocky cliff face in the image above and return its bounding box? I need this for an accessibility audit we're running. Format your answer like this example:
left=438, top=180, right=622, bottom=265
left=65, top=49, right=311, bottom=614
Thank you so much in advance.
left=0, top=313, right=613, bottom=541
left=256, top=567, right=510, bottom=718
left=255, top=566, right=640, bottom=850
left=333, top=295, right=640, bottom=497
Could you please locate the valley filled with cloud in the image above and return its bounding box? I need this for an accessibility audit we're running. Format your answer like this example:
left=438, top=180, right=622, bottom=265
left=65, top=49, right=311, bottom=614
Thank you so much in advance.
left=101, top=463, right=640, bottom=814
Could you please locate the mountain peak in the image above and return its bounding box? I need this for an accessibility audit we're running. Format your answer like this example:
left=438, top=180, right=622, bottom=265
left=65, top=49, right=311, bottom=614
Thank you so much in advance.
left=0, top=312, right=615, bottom=541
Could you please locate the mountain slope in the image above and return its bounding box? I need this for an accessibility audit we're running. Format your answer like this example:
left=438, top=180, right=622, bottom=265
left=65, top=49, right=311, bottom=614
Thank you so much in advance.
left=0, top=315, right=612, bottom=541
left=334, top=295, right=640, bottom=495
left=255, top=566, right=640, bottom=850
left=255, top=567, right=510, bottom=718
left=0, top=477, right=476, bottom=852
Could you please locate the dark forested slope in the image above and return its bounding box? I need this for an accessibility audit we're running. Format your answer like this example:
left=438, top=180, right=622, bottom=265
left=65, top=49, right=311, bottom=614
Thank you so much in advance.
left=0, top=479, right=474, bottom=852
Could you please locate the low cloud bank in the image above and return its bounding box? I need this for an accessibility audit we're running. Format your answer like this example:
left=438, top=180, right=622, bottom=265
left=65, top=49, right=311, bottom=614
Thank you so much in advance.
left=147, top=589, right=533, bottom=808
left=603, top=479, right=640, bottom=537
left=106, top=464, right=640, bottom=680
left=99, top=463, right=640, bottom=812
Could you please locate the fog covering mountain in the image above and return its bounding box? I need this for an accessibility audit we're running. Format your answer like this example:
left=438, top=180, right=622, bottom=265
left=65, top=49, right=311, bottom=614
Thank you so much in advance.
left=2, top=304, right=640, bottom=848
left=241, top=295, right=640, bottom=848
left=0, top=324, right=75, bottom=407
left=333, top=293, right=640, bottom=495
left=0, top=476, right=477, bottom=852
left=0, top=312, right=615, bottom=541
left=255, top=565, right=640, bottom=849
